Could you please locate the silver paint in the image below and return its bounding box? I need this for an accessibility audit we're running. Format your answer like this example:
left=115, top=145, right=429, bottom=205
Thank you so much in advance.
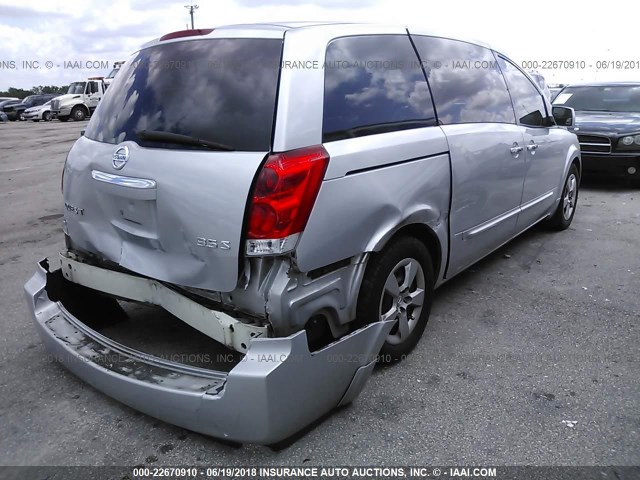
left=25, top=22, right=581, bottom=444
left=64, top=136, right=266, bottom=292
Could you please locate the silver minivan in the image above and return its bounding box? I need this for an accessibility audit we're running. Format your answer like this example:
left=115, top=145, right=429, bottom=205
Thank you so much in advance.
left=25, top=22, right=580, bottom=444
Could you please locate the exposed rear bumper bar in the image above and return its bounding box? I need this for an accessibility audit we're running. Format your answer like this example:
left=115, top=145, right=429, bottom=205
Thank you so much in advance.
left=24, top=259, right=393, bottom=444
left=57, top=251, right=266, bottom=353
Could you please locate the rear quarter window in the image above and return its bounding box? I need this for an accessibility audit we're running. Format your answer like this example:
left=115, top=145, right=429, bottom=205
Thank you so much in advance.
left=85, top=38, right=283, bottom=152
left=411, top=36, right=515, bottom=125
left=322, top=35, right=437, bottom=142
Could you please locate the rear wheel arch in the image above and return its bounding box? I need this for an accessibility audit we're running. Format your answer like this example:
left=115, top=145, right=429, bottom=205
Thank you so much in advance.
left=349, top=223, right=441, bottom=326
left=356, top=234, right=436, bottom=361
left=373, top=223, right=442, bottom=282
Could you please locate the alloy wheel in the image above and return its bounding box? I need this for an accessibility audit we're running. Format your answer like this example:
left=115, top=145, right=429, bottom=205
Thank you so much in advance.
left=379, top=258, right=426, bottom=345
left=563, top=173, right=577, bottom=220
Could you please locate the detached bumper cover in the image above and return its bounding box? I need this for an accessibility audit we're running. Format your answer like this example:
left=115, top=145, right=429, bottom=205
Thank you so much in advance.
left=24, top=259, right=392, bottom=444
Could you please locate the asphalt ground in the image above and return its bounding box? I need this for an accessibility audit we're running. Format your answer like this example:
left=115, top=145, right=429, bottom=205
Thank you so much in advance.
left=0, top=119, right=638, bottom=468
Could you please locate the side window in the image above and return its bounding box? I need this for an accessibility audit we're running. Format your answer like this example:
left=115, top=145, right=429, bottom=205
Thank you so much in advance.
left=497, top=56, right=548, bottom=127
left=323, top=35, right=436, bottom=142
left=90, top=82, right=98, bottom=94
left=411, top=36, right=515, bottom=125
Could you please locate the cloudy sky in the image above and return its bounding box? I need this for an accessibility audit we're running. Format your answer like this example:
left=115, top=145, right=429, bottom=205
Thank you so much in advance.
left=0, top=0, right=637, bottom=91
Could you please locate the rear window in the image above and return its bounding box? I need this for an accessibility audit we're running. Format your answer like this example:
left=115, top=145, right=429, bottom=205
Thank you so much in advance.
left=85, top=38, right=283, bottom=151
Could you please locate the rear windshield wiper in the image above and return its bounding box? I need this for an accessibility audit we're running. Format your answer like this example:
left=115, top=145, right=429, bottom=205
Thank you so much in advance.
left=136, top=130, right=235, bottom=151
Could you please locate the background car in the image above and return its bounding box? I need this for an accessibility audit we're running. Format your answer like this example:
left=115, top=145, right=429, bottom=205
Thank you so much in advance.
left=22, top=100, right=55, bottom=122
left=0, top=99, right=22, bottom=121
left=0, top=98, right=22, bottom=112
left=0, top=96, right=19, bottom=103
left=104, top=61, right=125, bottom=87
left=553, top=82, right=640, bottom=181
left=2, top=94, right=58, bottom=121
left=549, top=86, right=564, bottom=101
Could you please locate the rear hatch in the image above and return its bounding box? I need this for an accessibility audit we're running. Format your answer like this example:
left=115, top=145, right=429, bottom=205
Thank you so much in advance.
left=63, top=36, right=283, bottom=292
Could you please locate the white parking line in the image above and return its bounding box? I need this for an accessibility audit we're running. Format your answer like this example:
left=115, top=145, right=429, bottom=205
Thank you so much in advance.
left=0, top=167, right=34, bottom=174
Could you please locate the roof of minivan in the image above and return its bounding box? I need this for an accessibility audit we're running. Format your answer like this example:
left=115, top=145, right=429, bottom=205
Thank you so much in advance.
left=562, top=82, right=640, bottom=87
left=216, top=21, right=353, bottom=29
left=143, top=22, right=501, bottom=55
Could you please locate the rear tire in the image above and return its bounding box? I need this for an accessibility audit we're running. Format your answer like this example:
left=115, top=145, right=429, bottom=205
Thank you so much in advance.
left=356, top=236, right=434, bottom=363
left=546, top=164, right=579, bottom=231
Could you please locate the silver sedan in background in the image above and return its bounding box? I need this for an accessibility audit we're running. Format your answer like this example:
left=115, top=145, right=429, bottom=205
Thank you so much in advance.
left=22, top=100, right=54, bottom=122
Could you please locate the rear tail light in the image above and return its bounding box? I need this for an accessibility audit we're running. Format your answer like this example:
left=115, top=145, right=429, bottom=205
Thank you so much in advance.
left=246, top=145, right=329, bottom=256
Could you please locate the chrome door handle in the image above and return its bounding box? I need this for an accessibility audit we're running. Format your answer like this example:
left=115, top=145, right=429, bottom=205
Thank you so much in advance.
left=527, top=143, right=538, bottom=151
left=510, top=146, right=524, bottom=154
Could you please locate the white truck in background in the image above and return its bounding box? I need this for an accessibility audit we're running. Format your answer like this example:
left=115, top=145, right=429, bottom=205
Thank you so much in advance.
left=104, top=61, right=125, bottom=88
left=50, top=77, right=107, bottom=122
left=528, top=70, right=552, bottom=102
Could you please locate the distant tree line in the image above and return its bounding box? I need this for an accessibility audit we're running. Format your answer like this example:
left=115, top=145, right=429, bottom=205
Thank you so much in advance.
left=0, top=85, right=69, bottom=99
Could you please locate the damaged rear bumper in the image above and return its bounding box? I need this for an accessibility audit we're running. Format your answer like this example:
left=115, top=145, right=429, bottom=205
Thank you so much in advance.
left=24, top=259, right=392, bottom=444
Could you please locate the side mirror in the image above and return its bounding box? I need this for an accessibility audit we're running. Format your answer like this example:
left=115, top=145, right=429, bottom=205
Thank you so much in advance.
left=552, top=106, right=575, bottom=127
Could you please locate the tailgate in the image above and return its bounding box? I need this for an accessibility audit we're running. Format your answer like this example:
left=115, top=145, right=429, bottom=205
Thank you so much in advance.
left=63, top=36, right=283, bottom=292
left=64, top=137, right=265, bottom=292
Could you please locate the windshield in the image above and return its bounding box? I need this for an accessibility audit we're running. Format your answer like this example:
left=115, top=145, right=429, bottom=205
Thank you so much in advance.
left=106, top=68, right=120, bottom=79
left=553, top=85, right=640, bottom=112
left=84, top=38, right=283, bottom=151
left=67, top=82, right=86, bottom=94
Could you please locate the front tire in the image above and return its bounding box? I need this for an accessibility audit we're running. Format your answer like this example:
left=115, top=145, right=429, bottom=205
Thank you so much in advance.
left=546, top=164, right=579, bottom=231
left=71, top=106, right=86, bottom=121
left=43, top=111, right=51, bottom=122
left=356, top=236, right=434, bottom=362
